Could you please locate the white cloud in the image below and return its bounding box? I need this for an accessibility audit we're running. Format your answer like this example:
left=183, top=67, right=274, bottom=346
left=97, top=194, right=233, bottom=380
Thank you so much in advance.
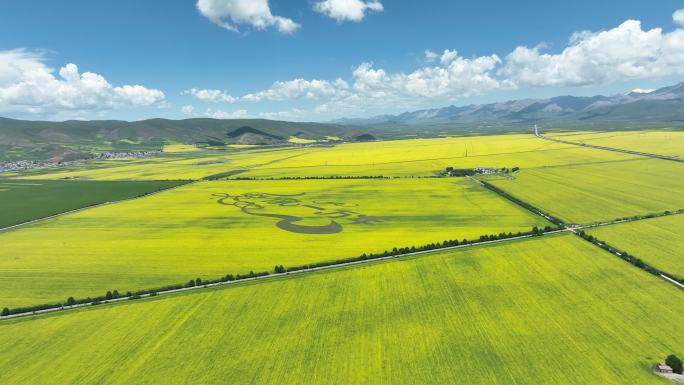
left=242, top=78, right=350, bottom=101
left=186, top=9, right=684, bottom=120
left=424, top=50, right=438, bottom=63
left=204, top=108, right=250, bottom=119
left=313, top=0, right=383, bottom=22
left=0, top=49, right=165, bottom=120
left=196, top=0, right=299, bottom=34
left=183, top=88, right=236, bottom=103
left=440, top=49, right=458, bottom=65
left=501, top=20, right=684, bottom=87
left=181, top=105, right=196, bottom=115
left=258, top=108, right=304, bottom=120
left=631, top=88, right=655, bottom=94
left=674, top=8, right=684, bottom=27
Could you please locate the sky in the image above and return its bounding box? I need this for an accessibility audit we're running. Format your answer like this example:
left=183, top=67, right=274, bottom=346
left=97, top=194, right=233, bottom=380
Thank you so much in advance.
left=1, top=0, right=684, bottom=122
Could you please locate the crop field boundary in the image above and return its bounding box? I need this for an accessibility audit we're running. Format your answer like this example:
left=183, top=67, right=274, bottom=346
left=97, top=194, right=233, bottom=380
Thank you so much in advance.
left=0, top=180, right=195, bottom=234
left=3, top=172, right=684, bottom=320
left=535, top=128, right=684, bottom=163
left=0, top=229, right=572, bottom=321
left=469, top=175, right=684, bottom=290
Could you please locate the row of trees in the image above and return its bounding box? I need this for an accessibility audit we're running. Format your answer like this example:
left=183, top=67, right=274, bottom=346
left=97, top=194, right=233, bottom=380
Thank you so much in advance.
left=577, top=231, right=684, bottom=284
left=231, top=175, right=444, bottom=181
left=478, top=180, right=566, bottom=226
left=609, top=207, right=684, bottom=225
left=280, top=225, right=559, bottom=273
left=1, top=225, right=560, bottom=318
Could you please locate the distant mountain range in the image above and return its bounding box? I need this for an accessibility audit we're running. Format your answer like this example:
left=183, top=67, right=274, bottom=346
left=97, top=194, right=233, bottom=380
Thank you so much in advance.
left=337, top=82, right=684, bottom=130
left=2, top=82, right=684, bottom=163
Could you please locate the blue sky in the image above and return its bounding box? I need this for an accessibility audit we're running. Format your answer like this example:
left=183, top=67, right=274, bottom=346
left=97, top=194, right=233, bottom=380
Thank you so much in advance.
left=1, top=0, right=684, bottom=121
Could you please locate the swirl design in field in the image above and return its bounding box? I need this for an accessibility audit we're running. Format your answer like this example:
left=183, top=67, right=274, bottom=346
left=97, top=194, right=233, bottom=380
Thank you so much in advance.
left=212, top=192, right=383, bottom=234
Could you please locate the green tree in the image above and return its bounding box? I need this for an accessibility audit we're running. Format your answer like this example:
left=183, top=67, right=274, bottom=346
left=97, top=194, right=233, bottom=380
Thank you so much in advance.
left=66, top=297, right=76, bottom=306
left=1, top=307, right=9, bottom=316
left=666, top=354, right=683, bottom=374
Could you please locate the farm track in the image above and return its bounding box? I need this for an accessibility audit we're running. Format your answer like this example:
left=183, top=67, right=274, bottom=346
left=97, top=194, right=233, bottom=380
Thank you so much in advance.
left=535, top=129, right=684, bottom=163
left=470, top=173, right=684, bottom=291
left=4, top=206, right=681, bottom=321
left=3, top=138, right=683, bottom=320
left=0, top=229, right=573, bottom=321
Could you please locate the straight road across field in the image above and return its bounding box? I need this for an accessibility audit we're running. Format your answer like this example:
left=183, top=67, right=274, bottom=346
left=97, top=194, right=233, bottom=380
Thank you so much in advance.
left=534, top=126, right=684, bottom=163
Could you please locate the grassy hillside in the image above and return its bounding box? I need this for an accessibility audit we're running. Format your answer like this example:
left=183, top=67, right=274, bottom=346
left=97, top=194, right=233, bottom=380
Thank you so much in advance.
left=0, top=117, right=366, bottom=162
left=0, top=234, right=681, bottom=384
left=0, top=179, right=187, bottom=228
left=0, top=178, right=548, bottom=308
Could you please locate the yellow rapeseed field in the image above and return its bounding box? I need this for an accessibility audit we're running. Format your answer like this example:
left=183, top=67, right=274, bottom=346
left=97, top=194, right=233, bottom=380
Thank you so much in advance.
left=0, top=178, right=548, bottom=308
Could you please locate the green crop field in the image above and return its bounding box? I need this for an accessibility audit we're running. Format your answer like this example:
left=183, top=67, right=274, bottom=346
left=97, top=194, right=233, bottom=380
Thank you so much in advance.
left=0, top=234, right=681, bottom=385
left=0, top=179, right=187, bottom=228
left=486, top=158, right=684, bottom=224
left=547, top=130, right=684, bottom=158
left=588, top=214, right=684, bottom=278
left=0, top=177, right=549, bottom=308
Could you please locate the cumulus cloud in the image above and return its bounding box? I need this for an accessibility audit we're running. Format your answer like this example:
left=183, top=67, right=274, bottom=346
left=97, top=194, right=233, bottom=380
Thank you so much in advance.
left=674, top=8, right=684, bottom=27
left=0, top=49, right=165, bottom=119
left=313, top=0, right=383, bottom=22
left=440, top=49, right=459, bottom=65
left=258, top=108, right=304, bottom=120
left=181, top=105, right=196, bottom=115
left=501, top=20, right=684, bottom=87
left=188, top=9, right=684, bottom=119
left=242, top=78, right=350, bottom=101
left=204, top=108, right=250, bottom=119
left=196, top=0, right=299, bottom=34
left=241, top=52, right=506, bottom=114
left=424, top=50, right=438, bottom=63
left=183, top=88, right=236, bottom=103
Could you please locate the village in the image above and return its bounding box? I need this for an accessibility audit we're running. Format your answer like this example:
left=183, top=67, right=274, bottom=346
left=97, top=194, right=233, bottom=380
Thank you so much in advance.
left=0, top=151, right=163, bottom=173
left=442, top=166, right=520, bottom=177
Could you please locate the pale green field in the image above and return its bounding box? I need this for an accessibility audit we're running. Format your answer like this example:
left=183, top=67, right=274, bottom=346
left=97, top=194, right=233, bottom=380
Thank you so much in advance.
left=588, top=214, right=684, bottom=278
left=0, top=178, right=548, bottom=308
left=0, top=235, right=681, bottom=385
left=548, top=130, right=684, bottom=157
left=487, top=158, right=684, bottom=224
